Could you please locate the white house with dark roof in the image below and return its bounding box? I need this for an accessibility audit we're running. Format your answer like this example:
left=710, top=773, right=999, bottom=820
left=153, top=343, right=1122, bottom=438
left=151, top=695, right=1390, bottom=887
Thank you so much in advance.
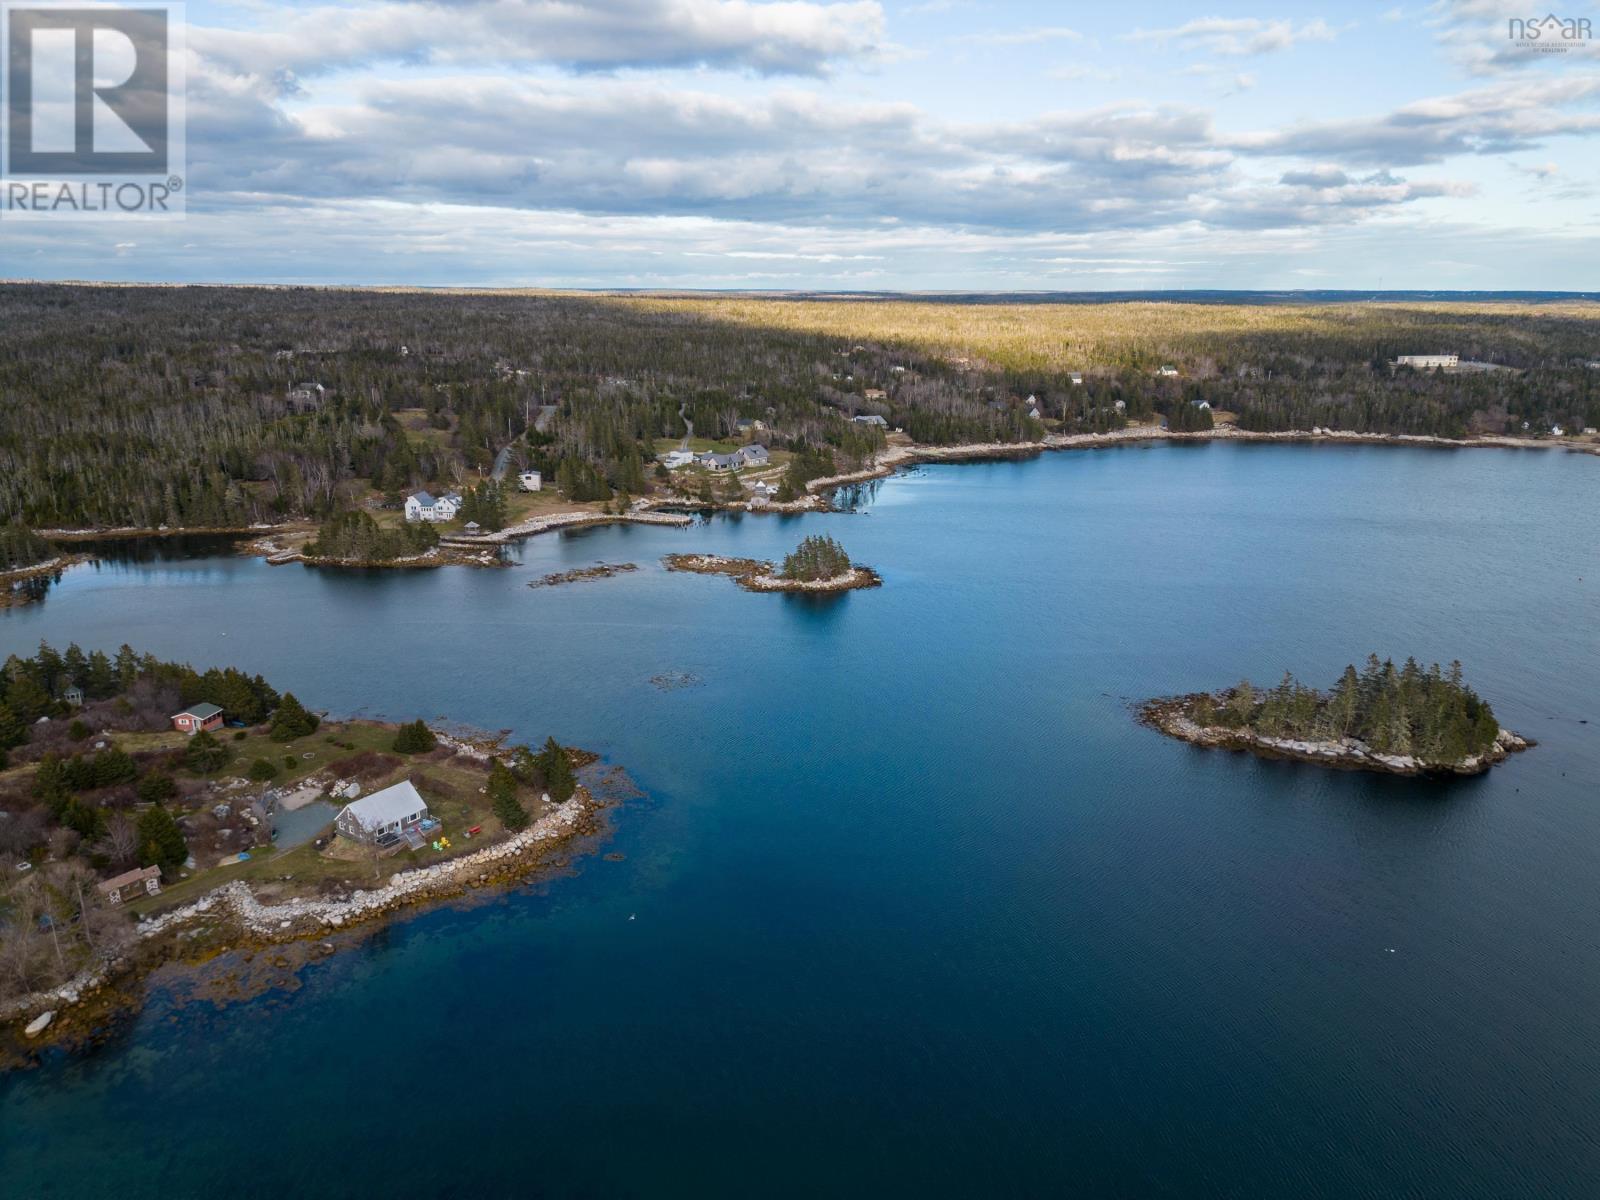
left=335, top=779, right=431, bottom=845
left=404, top=490, right=463, bottom=522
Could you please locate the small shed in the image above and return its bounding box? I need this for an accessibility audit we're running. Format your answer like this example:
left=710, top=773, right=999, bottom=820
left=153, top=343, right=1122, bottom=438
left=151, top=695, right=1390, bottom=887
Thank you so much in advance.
left=61, top=685, right=84, bottom=707
left=97, top=865, right=162, bottom=904
left=464, top=521, right=482, bottom=534
left=171, top=703, right=223, bottom=735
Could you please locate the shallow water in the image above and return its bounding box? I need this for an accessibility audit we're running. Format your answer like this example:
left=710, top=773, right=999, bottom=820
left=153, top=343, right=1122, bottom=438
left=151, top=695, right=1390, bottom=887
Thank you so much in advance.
left=2, top=443, right=1597, bottom=1198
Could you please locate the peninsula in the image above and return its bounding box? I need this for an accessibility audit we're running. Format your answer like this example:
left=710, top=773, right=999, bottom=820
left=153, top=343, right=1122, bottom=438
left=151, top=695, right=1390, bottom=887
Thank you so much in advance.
left=1141, top=656, right=1530, bottom=776
left=0, top=643, right=612, bottom=1061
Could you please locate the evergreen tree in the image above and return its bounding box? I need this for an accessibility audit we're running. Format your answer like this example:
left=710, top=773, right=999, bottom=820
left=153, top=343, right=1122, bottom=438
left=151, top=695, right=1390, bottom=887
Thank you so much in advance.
left=185, top=730, right=230, bottom=774
left=137, top=805, right=188, bottom=878
left=0, top=701, right=23, bottom=751
left=392, top=719, right=437, bottom=754
left=270, top=693, right=320, bottom=741
left=539, top=736, right=577, bottom=802
left=136, top=770, right=177, bottom=804
left=487, top=759, right=528, bottom=831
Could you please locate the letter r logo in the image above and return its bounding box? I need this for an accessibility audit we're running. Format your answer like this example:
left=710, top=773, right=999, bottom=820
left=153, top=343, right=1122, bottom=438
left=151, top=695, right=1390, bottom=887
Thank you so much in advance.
left=6, top=5, right=168, bottom=174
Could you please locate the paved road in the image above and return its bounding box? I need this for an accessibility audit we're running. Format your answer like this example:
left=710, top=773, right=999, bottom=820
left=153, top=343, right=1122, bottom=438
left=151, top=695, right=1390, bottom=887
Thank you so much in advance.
left=491, top=443, right=512, bottom=481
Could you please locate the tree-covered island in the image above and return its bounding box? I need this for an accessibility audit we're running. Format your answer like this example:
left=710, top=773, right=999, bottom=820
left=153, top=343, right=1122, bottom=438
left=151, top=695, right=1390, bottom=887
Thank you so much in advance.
left=1141, top=655, right=1530, bottom=776
left=663, top=534, right=880, bottom=593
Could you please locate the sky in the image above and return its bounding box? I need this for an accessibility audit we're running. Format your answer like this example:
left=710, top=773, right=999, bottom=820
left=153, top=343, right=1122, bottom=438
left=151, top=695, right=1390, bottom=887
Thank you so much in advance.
left=2, top=0, right=1598, bottom=290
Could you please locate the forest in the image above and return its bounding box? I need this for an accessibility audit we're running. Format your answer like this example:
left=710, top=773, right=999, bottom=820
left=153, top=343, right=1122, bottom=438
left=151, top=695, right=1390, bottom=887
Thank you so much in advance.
left=1, top=284, right=1596, bottom=534
left=780, top=535, right=854, bottom=582
left=1187, top=655, right=1501, bottom=765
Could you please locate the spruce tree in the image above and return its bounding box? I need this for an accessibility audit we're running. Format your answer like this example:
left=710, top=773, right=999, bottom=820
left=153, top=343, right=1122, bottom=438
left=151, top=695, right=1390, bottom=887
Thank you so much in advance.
left=487, top=759, right=527, bottom=831
left=185, top=730, right=230, bottom=774
left=540, top=736, right=577, bottom=802
left=137, top=805, right=188, bottom=877
left=270, top=693, right=320, bottom=741
left=392, top=719, right=438, bottom=754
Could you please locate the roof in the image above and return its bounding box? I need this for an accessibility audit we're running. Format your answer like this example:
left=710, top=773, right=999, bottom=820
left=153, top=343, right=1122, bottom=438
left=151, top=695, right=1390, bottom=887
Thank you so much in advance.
left=409, top=490, right=436, bottom=507
left=174, top=702, right=222, bottom=720
left=341, top=780, right=429, bottom=831
left=98, top=865, right=160, bottom=893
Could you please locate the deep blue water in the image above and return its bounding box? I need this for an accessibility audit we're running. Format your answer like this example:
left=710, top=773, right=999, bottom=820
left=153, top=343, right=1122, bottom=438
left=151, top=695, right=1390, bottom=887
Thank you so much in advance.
left=2, top=443, right=1597, bottom=1198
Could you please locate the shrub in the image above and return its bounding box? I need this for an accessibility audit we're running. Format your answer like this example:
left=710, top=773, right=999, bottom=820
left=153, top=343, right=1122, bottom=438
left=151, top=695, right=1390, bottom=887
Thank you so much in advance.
left=136, top=770, right=177, bottom=804
left=247, top=758, right=280, bottom=782
left=184, top=730, right=230, bottom=774
left=392, top=720, right=438, bottom=755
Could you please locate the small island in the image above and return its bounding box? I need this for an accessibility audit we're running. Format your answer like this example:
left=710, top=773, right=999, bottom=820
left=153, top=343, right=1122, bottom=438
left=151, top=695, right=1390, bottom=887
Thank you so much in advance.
left=529, top=562, right=639, bottom=588
left=663, top=534, right=881, bottom=593
left=0, top=643, right=613, bottom=1060
left=1141, top=655, right=1530, bottom=776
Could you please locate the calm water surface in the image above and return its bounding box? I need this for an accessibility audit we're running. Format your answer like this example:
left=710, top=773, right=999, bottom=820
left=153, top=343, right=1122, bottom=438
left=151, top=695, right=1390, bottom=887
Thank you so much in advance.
left=2, top=443, right=1597, bottom=1198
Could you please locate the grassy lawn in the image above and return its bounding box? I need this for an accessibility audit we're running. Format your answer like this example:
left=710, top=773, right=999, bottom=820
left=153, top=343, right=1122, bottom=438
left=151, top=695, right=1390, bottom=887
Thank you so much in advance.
left=652, top=435, right=743, bottom=456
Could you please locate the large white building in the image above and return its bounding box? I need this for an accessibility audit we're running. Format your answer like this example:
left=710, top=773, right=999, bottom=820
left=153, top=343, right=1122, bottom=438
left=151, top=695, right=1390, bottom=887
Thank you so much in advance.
left=1396, top=354, right=1459, bottom=369
left=404, top=490, right=463, bottom=522
left=517, top=470, right=542, bottom=492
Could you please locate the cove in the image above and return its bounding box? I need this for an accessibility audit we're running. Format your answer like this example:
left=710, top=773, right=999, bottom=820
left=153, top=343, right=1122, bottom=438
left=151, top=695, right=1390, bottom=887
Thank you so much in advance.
left=1, top=442, right=1597, bottom=1199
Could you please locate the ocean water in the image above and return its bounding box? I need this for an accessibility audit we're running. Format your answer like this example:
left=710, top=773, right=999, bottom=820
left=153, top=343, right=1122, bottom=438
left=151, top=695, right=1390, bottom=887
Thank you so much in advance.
left=1, top=442, right=1597, bottom=1198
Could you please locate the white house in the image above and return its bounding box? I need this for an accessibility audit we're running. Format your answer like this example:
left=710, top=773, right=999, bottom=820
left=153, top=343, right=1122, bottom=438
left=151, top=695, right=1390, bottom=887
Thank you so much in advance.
left=1192, top=400, right=1212, bottom=411
left=1023, top=395, right=1042, bottom=419
left=517, top=470, right=542, bottom=492
left=1069, top=372, right=1083, bottom=386
left=1396, top=354, right=1459, bottom=370
left=852, top=414, right=888, bottom=427
left=1551, top=425, right=1566, bottom=437
left=1157, top=366, right=1179, bottom=377
left=661, top=449, right=696, bottom=470
left=335, top=780, right=431, bottom=845
left=404, top=490, right=463, bottom=522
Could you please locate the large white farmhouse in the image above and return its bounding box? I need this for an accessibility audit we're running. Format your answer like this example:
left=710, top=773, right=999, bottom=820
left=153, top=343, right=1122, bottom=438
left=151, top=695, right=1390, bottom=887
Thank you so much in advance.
left=404, top=490, right=463, bottom=522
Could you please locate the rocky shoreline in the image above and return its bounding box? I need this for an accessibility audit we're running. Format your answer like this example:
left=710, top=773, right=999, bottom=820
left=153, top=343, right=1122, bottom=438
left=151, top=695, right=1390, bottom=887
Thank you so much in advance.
left=662, top=553, right=881, bottom=593
left=444, top=508, right=694, bottom=546
left=806, top=424, right=1600, bottom=494
left=0, top=553, right=91, bottom=607
left=1139, top=695, right=1532, bottom=776
left=1, top=787, right=605, bottom=1063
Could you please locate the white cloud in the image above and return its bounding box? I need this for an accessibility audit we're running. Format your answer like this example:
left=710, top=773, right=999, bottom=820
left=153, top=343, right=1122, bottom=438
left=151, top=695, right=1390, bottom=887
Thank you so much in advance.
left=1127, top=17, right=1337, bottom=57
left=193, top=0, right=887, bottom=79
